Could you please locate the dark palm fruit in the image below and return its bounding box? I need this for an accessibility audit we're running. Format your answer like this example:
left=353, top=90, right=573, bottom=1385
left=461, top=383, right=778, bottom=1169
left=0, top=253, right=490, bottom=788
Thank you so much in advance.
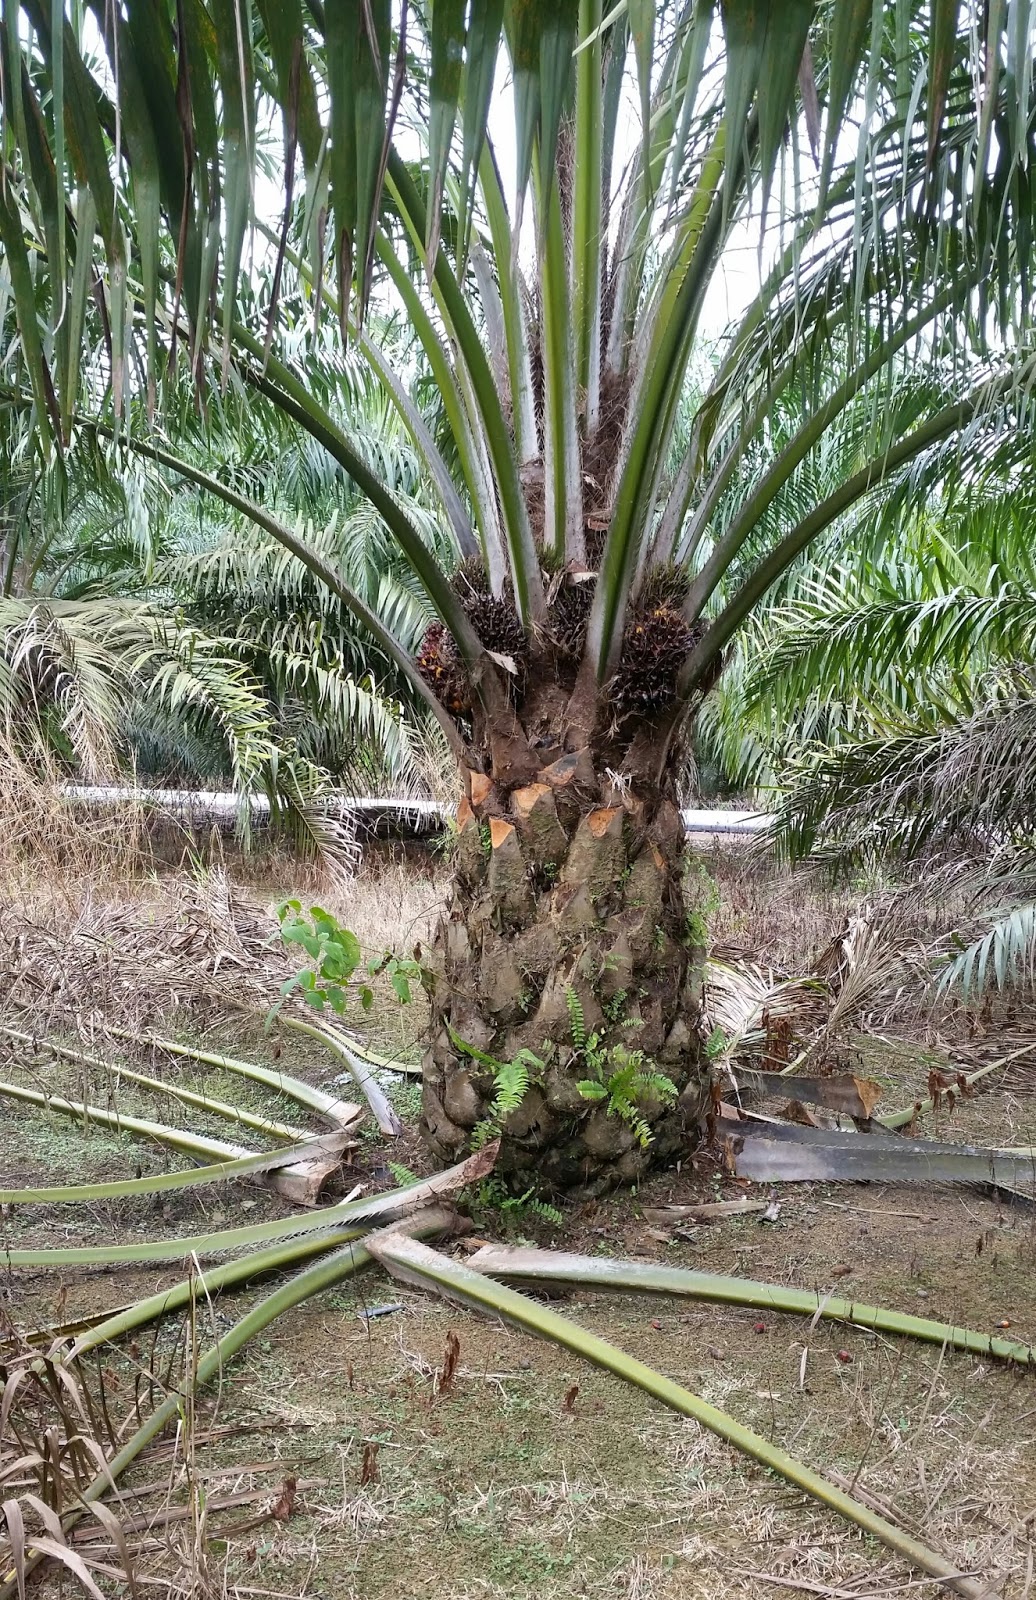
left=462, top=590, right=526, bottom=659
left=613, top=603, right=695, bottom=715
left=415, top=622, right=471, bottom=715
left=639, top=562, right=691, bottom=613
left=549, top=577, right=595, bottom=659
left=452, top=562, right=527, bottom=662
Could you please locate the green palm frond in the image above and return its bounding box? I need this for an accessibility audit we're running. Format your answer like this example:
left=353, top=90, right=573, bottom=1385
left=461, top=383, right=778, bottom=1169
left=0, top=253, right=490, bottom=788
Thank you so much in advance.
left=0, top=597, right=272, bottom=785
left=767, top=676, right=1036, bottom=867
left=747, top=585, right=1036, bottom=713
left=2, top=3, right=1035, bottom=796
left=940, top=902, right=1036, bottom=1000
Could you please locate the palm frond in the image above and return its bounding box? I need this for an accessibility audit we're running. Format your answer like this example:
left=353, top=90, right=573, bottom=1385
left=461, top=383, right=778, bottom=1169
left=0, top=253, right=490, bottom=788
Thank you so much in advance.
left=940, top=903, right=1036, bottom=1000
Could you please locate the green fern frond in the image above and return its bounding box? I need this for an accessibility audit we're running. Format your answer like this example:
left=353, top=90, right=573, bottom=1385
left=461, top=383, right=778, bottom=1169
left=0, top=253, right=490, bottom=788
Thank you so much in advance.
left=464, top=1044, right=542, bottom=1150
left=625, top=1109, right=654, bottom=1149
left=565, top=986, right=586, bottom=1050
left=629, top=1069, right=678, bottom=1105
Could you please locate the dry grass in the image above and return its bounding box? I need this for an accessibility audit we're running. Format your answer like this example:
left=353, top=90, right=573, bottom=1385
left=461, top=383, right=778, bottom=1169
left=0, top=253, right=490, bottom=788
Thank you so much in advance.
left=0, top=749, right=342, bottom=1034
left=702, top=843, right=1008, bottom=1053
left=320, top=854, right=448, bottom=958
left=3, top=763, right=1036, bottom=1600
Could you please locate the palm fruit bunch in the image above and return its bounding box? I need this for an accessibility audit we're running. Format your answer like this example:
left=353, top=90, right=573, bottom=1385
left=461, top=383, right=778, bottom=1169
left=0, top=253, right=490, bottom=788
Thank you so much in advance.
left=415, top=564, right=528, bottom=717
left=459, top=587, right=526, bottom=661
left=415, top=622, right=470, bottom=715
left=547, top=573, right=596, bottom=660
left=453, top=561, right=527, bottom=692
left=613, top=564, right=695, bottom=716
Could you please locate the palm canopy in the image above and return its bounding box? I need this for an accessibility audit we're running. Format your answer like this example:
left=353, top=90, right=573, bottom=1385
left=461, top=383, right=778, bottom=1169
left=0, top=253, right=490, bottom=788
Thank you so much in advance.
left=1, top=2, right=1035, bottom=789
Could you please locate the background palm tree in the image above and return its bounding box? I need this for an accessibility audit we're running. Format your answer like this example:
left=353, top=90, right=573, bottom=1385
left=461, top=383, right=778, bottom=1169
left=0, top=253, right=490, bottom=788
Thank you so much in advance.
left=0, top=344, right=449, bottom=858
left=2, top=3, right=1035, bottom=1188
left=719, top=466, right=1036, bottom=1000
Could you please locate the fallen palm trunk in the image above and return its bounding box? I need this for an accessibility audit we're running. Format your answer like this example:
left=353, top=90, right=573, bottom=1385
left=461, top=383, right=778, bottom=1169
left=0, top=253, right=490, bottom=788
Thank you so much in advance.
left=2, top=1143, right=497, bottom=1268
left=367, top=1233, right=995, bottom=1600
left=279, top=1016, right=403, bottom=1137
left=0, top=1025, right=308, bottom=1142
left=0, top=1211, right=444, bottom=1600
left=729, top=1067, right=881, bottom=1120
left=0, top=1079, right=349, bottom=1207
left=880, top=1042, right=1036, bottom=1130
left=0, top=1136, right=349, bottom=1206
left=467, top=1245, right=1035, bottom=1366
left=101, top=1024, right=362, bottom=1130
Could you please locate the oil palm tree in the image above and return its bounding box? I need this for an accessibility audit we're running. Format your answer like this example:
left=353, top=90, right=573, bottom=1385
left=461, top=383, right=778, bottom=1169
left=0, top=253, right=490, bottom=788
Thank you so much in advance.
left=2, top=3, right=1035, bottom=1188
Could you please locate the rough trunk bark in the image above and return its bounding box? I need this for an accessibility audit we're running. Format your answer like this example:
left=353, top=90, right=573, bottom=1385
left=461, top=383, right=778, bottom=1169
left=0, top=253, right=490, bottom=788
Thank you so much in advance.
left=421, top=752, right=709, bottom=1195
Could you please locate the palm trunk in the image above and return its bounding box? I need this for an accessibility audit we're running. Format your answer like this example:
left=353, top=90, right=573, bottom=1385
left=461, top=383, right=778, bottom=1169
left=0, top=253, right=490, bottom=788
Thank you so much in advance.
left=421, top=745, right=708, bottom=1194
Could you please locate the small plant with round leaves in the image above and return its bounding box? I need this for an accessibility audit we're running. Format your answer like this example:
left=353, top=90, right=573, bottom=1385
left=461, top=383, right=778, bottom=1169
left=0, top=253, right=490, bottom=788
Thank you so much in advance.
left=274, top=901, right=425, bottom=1017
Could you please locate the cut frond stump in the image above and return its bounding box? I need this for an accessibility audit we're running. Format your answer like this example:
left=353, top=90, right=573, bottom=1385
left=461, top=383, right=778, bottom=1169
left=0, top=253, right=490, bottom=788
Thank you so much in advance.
left=511, top=783, right=568, bottom=867
left=487, top=817, right=534, bottom=926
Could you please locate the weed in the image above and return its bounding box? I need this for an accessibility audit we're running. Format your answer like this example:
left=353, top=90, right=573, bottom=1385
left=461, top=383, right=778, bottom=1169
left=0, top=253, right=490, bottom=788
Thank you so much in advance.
left=275, top=900, right=425, bottom=1015
left=602, top=988, right=628, bottom=1024
left=472, top=1177, right=563, bottom=1229
left=447, top=1027, right=544, bottom=1148
left=565, top=986, right=676, bottom=1146
left=705, top=1025, right=729, bottom=1060
left=576, top=1047, right=677, bottom=1148
left=388, top=1079, right=423, bottom=1123
left=683, top=857, right=721, bottom=945
left=276, top=900, right=368, bottom=1014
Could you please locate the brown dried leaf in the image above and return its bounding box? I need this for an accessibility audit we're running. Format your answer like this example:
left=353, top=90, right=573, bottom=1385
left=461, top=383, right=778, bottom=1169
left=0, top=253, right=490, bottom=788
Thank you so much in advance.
left=270, top=1474, right=297, bottom=1522
left=781, top=1100, right=822, bottom=1128
left=851, top=1076, right=883, bottom=1119
left=359, top=1442, right=380, bottom=1487
left=435, top=1330, right=460, bottom=1397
